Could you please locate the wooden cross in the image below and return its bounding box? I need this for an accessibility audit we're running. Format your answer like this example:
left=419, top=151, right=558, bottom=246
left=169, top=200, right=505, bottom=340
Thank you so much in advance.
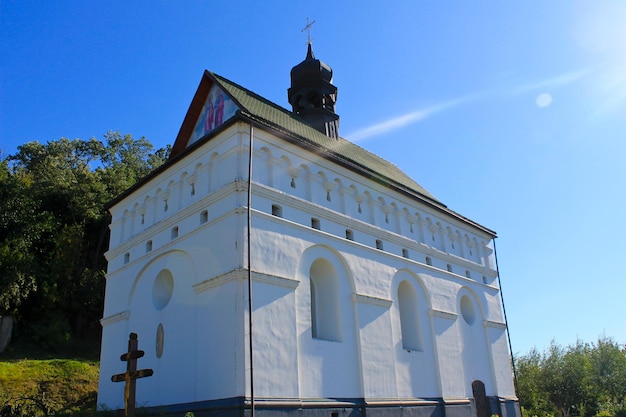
left=301, top=17, right=316, bottom=45
left=111, top=333, right=154, bottom=417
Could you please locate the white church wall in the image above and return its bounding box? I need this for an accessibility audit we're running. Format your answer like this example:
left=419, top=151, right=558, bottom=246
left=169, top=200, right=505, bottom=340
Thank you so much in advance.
left=430, top=310, right=466, bottom=399
left=486, top=323, right=517, bottom=398
left=247, top=131, right=498, bottom=283
left=457, top=288, right=495, bottom=397
left=390, top=271, right=440, bottom=398
left=250, top=279, right=300, bottom=398
left=356, top=300, right=397, bottom=398
left=107, top=125, right=245, bottom=252
left=295, top=245, right=362, bottom=399
left=195, top=277, right=245, bottom=400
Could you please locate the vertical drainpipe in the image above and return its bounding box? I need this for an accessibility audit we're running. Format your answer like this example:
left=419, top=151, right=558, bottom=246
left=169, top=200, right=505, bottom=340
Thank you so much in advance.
left=493, top=237, right=520, bottom=400
left=247, top=122, right=255, bottom=417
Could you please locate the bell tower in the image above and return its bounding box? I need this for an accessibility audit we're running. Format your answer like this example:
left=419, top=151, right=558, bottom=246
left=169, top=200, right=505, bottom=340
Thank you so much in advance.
left=288, top=43, right=340, bottom=139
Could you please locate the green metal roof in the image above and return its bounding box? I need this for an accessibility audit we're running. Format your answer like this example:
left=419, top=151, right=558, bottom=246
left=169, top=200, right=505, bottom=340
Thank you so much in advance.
left=209, top=72, right=442, bottom=205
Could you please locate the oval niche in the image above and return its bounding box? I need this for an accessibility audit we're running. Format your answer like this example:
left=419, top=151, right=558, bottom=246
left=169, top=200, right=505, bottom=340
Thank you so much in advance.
left=152, top=269, right=174, bottom=310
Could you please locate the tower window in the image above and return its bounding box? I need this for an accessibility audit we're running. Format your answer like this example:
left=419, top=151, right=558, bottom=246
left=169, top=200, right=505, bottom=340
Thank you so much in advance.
left=425, top=256, right=432, bottom=266
left=271, top=204, right=282, bottom=217
left=345, top=229, right=354, bottom=241
left=171, top=226, right=179, bottom=239
left=446, top=264, right=453, bottom=272
left=190, top=183, right=196, bottom=196
left=123, top=253, right=130, bottom=264
left=376, top=239, right=383, bottom=250
left=146, top=240, right=153, bottom=252
left=311, top=218, right=321, bottom=230
left=466, top=270, right=471, bottom=279
left=200, top=210, right=208, bottom=224
left=291, top=177, right=296, bottom=188
left=402, top=248, right=409, bottom=258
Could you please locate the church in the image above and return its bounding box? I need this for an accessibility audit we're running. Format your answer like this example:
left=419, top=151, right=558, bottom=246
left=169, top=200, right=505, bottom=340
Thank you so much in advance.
left=97, top=43, right=520, bottom=417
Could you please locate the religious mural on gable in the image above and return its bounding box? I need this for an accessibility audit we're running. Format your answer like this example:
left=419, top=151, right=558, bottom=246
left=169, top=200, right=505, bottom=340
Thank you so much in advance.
left=189, top=84, right=239, bottom=145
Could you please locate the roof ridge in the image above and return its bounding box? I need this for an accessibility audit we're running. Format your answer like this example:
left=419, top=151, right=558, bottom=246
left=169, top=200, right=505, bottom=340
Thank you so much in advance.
left=209, top=71, right=442, bottom=204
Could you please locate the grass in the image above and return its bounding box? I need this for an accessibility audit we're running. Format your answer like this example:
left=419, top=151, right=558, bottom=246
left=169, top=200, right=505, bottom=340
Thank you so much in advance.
left=0, top=339, right=101, bottom=416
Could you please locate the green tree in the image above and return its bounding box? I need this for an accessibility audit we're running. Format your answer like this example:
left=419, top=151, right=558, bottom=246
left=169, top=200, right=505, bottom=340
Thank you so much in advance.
left=0, top=133, right=169, bottom=347
left=517, top=347, right=554, bottom=417
left=541, top=341, right=595, bottom=417
left=590, top=336, right=626, bottom=415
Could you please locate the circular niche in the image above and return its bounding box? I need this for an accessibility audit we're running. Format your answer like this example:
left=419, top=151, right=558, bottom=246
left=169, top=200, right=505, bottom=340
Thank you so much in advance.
left=460, top=295, right=476, bottom=325
left=152, top=269, right=174, bottom=310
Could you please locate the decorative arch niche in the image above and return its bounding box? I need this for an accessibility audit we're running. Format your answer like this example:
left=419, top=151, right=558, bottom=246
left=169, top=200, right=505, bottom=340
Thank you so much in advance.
left=309, top=258, right=342, bottom=341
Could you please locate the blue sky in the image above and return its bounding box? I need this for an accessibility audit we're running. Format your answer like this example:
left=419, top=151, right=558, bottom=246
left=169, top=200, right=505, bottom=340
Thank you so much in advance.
left=2, top=1, right=625, bottom=356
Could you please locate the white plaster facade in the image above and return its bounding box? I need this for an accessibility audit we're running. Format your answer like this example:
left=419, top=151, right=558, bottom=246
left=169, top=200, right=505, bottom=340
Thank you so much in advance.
left=98, top=70, right=518, bottom=417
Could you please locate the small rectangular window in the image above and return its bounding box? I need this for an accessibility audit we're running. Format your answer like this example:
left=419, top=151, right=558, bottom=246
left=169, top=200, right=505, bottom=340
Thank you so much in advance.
left=123, top=253, right=130, bottom=264
left=465, top=270, right=471, bottom=278
left=311, top=218, right=321, bottom=230
left=402, top=248, right=409, bottom=258
left=425, top=256, right=432, bottom=266
left=146, top=241, right=153, bottom=252
left=446, top=264, right=453, bottom=272
left=171, top=226, right=179, bottom=239
left=200, top=210, right=208, bottom=224
left=271, top=204, right=282, bottom=217
left=376, top=239, right=383, bottom=250
left=345, top=229, right=354, bottom=241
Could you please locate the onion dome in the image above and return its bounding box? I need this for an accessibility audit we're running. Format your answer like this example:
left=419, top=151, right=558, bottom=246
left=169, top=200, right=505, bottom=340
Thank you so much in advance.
left=288, top=44, right=339, bottom=138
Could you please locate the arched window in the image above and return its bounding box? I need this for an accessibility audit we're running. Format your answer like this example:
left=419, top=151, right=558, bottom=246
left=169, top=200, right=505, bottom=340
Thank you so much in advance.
left=310, top=258, right=342, bottom=341
left=398, top=280, right=423, bottom=351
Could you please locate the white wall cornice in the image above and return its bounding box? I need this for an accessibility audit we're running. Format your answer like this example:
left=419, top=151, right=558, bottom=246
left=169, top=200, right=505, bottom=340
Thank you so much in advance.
left=428, top=309, right=458, bottom=321
left=100, top=310, right=130, bottom=327
left=193, top=269, right=299, bottom=294
left=352, top=294, right=393, bottom=308
left=483, top=320, right=507, bottom=330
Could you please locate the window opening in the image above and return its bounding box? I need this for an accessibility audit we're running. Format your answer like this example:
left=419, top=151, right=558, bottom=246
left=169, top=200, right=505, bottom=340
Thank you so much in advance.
left=376, top=239, right=383, bottom=250
left=345, top=229, right=354, bottom=241
left=200, top=210, right=208, bottom=224
left=311, top=218, right=321, bottom=230
left=271, top=204, right=282, bottom=217
left=402, top=248, right=409, bottom=258
left=171, top=226, right=179, bottom=239
left=146, top=241, right=153, bottom=252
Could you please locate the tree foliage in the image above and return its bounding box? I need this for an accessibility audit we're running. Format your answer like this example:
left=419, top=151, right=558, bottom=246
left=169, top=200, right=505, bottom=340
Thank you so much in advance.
left=516, top=337, right=626, bottom=417
left=0, top=132, right=169, bottom=347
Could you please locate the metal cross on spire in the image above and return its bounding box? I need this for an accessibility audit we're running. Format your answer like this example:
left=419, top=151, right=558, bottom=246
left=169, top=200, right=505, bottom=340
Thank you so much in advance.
left=301, top=18, right=316, bottom=45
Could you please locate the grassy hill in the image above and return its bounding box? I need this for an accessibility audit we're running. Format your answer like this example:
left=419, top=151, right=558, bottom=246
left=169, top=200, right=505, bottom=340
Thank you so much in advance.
left=0, top=339, right=102, bottom=416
